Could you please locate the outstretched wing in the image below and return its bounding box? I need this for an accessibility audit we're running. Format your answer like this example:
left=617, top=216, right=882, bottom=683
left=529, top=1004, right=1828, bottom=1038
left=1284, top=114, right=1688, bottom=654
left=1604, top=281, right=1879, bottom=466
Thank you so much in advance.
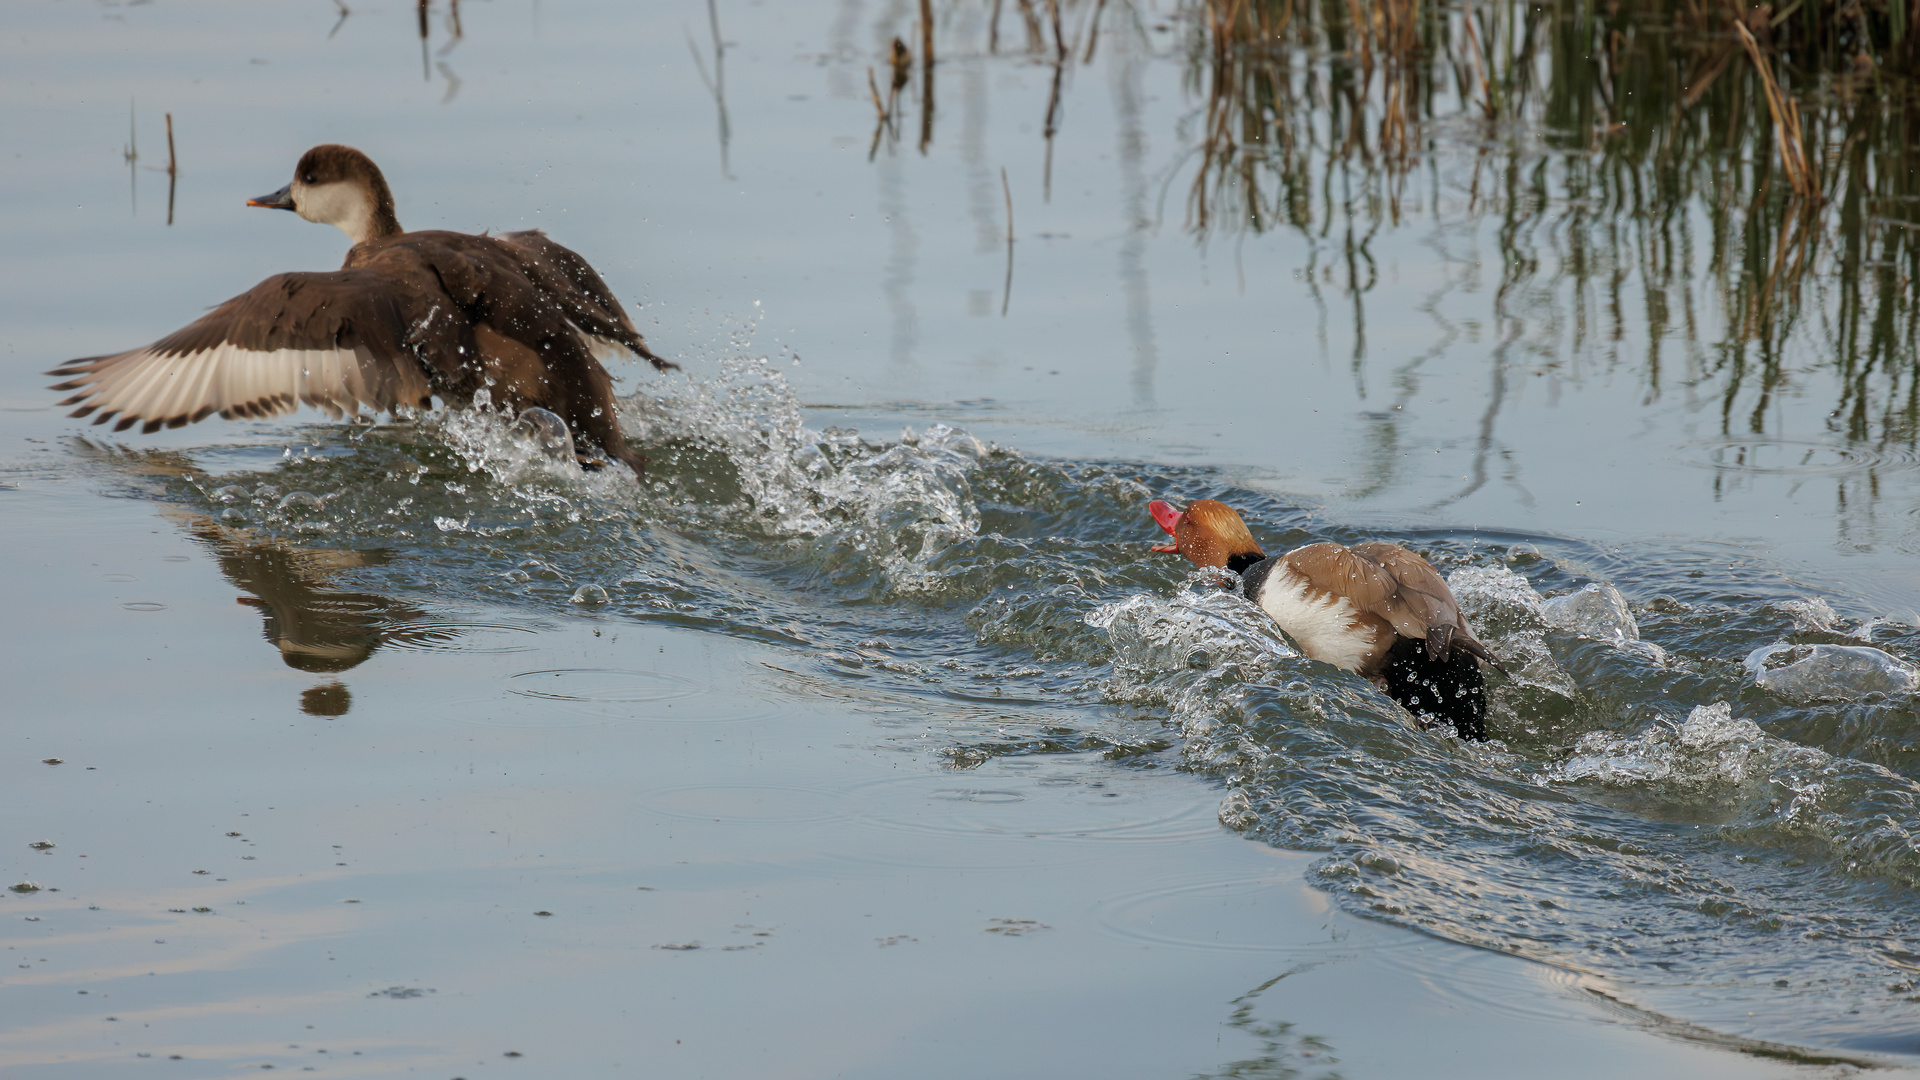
left=48, top=271, right=434, bottom=434
left=496, top=230, right=677, bottom=371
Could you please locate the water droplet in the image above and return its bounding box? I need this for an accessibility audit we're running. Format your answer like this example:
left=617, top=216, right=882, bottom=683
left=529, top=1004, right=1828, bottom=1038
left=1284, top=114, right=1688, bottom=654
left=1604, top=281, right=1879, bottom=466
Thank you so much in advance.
left=508, top=407, right=572, bottom=459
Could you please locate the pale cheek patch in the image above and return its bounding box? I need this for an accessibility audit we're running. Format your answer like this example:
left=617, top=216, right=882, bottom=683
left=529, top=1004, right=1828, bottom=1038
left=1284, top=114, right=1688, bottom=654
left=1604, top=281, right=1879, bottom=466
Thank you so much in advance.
left=297, top=181, right=375, bottom=244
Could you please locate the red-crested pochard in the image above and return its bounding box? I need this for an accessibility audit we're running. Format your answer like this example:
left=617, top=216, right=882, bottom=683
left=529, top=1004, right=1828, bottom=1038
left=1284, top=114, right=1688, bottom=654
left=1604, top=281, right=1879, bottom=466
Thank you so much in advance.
left=49, top=144, right=674, bottom=476
left=1148, top=498, right=1505, bottom=740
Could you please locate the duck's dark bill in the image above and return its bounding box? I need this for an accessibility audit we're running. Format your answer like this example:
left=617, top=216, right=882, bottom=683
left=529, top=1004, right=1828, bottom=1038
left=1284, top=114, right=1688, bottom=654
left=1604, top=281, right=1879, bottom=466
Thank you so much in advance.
left=246, top=184, right=296, bottom=211
left=1147, top=499, right=1181, bottom=552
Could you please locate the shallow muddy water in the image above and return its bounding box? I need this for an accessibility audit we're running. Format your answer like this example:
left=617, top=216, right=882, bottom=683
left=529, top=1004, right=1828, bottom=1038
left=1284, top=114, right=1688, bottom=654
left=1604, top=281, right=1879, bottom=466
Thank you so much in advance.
left=4, top=0, right=1920, bottom=1075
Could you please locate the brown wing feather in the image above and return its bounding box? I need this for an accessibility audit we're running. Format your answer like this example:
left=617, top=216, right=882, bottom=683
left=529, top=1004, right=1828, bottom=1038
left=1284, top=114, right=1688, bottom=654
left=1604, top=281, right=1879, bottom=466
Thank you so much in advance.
left=1349, top=542, right=1459, bottom=644
left=47, top=271, right=434, bottom=434
left=498, top=230, right=677, bottom=371
left=1280, top=543, right=1400, bottom=611
left=1347, top=542, right=1503, bottom=670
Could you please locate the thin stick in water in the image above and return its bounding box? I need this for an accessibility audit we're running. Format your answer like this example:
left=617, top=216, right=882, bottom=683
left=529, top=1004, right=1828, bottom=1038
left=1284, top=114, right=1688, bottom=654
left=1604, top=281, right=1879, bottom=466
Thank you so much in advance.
left=918, top=0, right=935, bottom=154
left=1001, top=166, right=1014, bottom=316
left=1082, top=0, right=1107, bottom=63
left=164, top=112, right=178, bottom=226
left=125, top=100, right=138, bottom=216
left=1734, top=18, right=1817, bottom=200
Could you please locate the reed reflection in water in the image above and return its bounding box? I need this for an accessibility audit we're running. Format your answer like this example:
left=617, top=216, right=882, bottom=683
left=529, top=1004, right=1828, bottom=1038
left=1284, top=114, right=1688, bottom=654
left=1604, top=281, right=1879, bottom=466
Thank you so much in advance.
left=857, top=0, right=1920, bottom=511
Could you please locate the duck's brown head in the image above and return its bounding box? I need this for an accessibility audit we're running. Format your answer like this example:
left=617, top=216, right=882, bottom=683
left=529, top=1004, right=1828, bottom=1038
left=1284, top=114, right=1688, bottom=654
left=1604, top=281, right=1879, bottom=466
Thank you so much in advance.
left=1147, top=498, right=1266, bottom=572
left=248, top=144, right=402, bottom=246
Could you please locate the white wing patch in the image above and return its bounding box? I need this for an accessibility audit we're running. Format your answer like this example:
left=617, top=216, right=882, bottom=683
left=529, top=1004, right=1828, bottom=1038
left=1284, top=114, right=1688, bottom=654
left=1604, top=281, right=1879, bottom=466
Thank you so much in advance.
left=53, top=344, right=431, bottom=434
left=571, top=324, right=637, bottom=366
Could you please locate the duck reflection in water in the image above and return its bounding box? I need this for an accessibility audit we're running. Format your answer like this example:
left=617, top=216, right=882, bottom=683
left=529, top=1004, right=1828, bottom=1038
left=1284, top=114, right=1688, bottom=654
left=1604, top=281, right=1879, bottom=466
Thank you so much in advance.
left=178, top=516, right=461, bottom=716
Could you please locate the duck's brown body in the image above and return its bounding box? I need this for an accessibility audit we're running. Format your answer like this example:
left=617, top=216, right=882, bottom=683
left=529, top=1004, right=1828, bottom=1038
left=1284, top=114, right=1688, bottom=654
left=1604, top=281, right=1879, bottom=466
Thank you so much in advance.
left=1149, top=498, right=1503, bottom=739
left=48, top=144, right=673, bottom=476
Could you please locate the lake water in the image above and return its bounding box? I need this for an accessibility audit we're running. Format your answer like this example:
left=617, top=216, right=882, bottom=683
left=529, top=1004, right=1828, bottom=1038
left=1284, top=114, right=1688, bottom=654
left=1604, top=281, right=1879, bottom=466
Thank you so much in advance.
left=4, top=0, right=1919, bottom=1074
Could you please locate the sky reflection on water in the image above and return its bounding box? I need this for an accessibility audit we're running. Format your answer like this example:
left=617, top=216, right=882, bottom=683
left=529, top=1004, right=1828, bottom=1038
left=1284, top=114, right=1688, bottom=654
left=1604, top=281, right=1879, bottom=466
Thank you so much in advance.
left=5, top=0, right=1920, bottom=1073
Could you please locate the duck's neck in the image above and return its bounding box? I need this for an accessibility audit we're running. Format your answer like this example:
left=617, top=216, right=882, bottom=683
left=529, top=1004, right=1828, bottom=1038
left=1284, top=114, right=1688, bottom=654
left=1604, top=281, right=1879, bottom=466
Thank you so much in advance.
left=312, top=178, right=403, bottom=246
left=1225, top=551, right=1267, bottom=575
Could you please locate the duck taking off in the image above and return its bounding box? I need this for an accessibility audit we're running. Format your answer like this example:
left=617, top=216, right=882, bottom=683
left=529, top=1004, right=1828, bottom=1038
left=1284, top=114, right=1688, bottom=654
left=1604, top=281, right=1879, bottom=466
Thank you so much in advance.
left=48, top=144, right=675, bottom=476
left=1148, top=498, right=1506, bottom=740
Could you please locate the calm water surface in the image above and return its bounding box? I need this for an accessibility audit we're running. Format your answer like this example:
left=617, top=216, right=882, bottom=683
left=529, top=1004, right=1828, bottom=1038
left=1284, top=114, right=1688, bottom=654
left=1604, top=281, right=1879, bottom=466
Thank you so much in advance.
left=3, top=0, right=1919, bottom=1074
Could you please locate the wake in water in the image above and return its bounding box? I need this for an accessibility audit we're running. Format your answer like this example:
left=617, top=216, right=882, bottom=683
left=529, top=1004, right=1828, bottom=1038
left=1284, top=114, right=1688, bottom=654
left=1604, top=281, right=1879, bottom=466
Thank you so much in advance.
left=70, top=346, right=1920, bottom=1060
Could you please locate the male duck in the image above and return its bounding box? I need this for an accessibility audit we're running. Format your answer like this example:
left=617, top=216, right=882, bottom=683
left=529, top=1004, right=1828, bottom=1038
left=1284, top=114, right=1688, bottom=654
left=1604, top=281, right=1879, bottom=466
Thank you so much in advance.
left=1149, top=498, right=1505, bottom=739
left=49, top=144, right=674, bottom=476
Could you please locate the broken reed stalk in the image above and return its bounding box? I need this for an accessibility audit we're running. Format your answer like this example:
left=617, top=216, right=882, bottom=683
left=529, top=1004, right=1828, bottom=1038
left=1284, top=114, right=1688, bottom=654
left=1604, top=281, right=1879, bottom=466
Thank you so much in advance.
left=1733, top=19, right=1817, bottom=200
left=1045, top=0, right=1068, bottom=62
left=1015, top=0, right=1045, bottom=53
left=919, top=0, right=935, bottom=153
left=867, top=67, right=889, bottom=124
left=866, top=66, right=891, bottom=160
left=1083, top=0, right=1108, bottom=63
left=919, top=0, right=934, bottom=68
left=416, top=0, right=430, bottom=80
left=1461, top=3, right=1497, bottom=120
left=164, top=112, right=178, bottom=227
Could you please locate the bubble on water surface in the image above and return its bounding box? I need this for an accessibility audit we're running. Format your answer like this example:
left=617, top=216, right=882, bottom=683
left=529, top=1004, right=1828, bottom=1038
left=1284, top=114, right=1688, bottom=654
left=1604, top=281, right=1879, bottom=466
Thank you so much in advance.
left=568, top=583, right=609, bottom=605
left=507, top=407, right=573, bottom=460
left=274, top=491, right=326, bottom=512
left=1744, top=643, right=1918, bottom=702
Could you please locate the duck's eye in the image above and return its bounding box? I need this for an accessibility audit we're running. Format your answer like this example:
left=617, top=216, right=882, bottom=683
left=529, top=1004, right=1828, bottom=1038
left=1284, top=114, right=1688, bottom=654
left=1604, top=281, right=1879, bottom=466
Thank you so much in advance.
left=302, top=173, right=315, bottom=184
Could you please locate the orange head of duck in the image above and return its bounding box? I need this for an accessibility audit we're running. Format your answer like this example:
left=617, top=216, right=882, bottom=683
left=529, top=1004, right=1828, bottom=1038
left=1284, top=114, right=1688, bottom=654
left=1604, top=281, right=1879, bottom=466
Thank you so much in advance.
left=1147, top=498, right=1266, bottom=570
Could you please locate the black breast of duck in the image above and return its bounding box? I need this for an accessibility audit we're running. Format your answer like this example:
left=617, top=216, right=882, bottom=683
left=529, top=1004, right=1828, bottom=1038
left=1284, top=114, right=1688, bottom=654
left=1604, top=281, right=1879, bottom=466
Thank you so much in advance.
left=48, top=144, right=675, bottom=477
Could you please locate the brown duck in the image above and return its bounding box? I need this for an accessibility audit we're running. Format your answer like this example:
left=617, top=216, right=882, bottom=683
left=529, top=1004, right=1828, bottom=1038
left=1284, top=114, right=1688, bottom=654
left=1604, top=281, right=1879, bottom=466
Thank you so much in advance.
left=1148, top=498, right=1506, bottom=739
left=48, top=144, right=674, bottom=476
